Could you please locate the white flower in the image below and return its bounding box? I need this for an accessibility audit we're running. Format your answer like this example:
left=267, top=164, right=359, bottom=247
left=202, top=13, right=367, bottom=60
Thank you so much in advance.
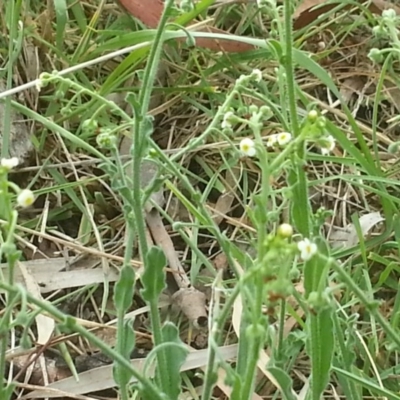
left=297, top=238, right=317, bottom=261
left=96, top=130, right=117, bottom=149
left=236, top=74, right=248, bottom=85
left=251, top=69, right=263, bottom=82
left=382, top=8, right=397, bottom=20
left=277, top=223, right=293, bottom=238
left=239, top=138, right=256, bottom=157
left=266, top=134, right=278, bottom=147
left=222, top=111, right=235, bottom=129
left=277, top=132, right=292, bottom=146
left=17, top=189, right=35, bottom=208
left=320, top=135, right=335, bottom=155
left=1, top=157, right=19, bottom=170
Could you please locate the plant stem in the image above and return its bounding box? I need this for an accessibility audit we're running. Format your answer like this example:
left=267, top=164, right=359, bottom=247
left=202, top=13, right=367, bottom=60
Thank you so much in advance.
left=283, top=0, right=310, bottom=237
left=2, top=0, right=22, bottom=158
left=130, top=0, right=176, bottom=395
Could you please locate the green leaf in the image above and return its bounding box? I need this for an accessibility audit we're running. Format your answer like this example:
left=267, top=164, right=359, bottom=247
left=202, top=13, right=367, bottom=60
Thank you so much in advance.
left=307, top=308, right=334, bottom=400
left=114, top=319, right=136, bottom=388
left=140, top=246, right=167, bottom=302
left=154, top=322, right=188, bottom=399
left=53, top=0, right=68, bottom=50
left=288, top=165, right=311, bottom=236
left=0, top=383, right=15, bottom=400
left=113, top=266, right=136, bottom=313
left=266, top=367, right=297, bottom=400
left=303, top=250, right=322, bottom=297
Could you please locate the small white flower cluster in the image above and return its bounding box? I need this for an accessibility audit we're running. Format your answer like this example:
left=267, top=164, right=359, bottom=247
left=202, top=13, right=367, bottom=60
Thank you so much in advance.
left=17, top=189, right=35, bottom=208
left=222, top=110, right=236, bottom=130
left=0, top=158, right=35, bottom=208
left=239, top=138, right=256, bottom=157
left=1, top=157, right=19, bottom=170
left=96, top=130, right=117, bottom=149
left=250, top=69, right=263, bottom=83
left=266, top=132, right=292, bottom=148
left=297, top=238, right=317, bottom=261
left=236, top=69, right=264, bottom=86
left=239, top=132, right=293, bottom=157
left=306, top=111, right=336, bottom=155
left=319, top=135, right=335, bottom=155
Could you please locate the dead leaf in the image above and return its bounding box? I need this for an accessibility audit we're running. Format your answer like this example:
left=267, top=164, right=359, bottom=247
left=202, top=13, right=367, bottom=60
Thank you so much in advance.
left=0, top=258, right=119, bottom=294
left=117, top=0, right=254, bottom=52
left=117, top=0, right=163, bottom=28
left=18, top=261, right=55, bottom=345
left=172, top=287, right=208, bottom=328
left=339, top=77, right=365, bottom=104
left=24, top=345, right=238, bottom=398
left=329, top=212, right=385, bottom=249
left=12, top=354, right=70, bottom=386
left=293, top=0, right=400, bottom=30
left=0, top=81, right=33, bottom=160
left=145, top=208, right=208, bottom=325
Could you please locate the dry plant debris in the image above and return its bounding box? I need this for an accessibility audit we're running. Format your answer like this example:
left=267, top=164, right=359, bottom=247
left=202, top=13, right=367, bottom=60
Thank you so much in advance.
left=0, top=81, right=32, bottom=161
left=294, top=0, right=400, bottom=29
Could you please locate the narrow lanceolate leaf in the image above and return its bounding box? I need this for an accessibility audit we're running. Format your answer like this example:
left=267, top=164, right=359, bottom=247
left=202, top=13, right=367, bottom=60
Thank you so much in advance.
left=141, top=246, right=167, bottom=302
left=154, top=322, right=188, bottom=399
left=307, top=308, right=334, bottom=400
left=53, top=0, right=68, bottom=49
left=113, top=319, right=136, bottom=388
left=114, top=265, right=135, bottom=313
left=266, top=367, right=297, bottom=400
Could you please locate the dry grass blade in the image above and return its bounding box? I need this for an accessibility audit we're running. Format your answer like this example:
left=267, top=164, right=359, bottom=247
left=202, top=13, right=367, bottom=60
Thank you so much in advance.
left=0, top=258, right=119, bottom=294
left=24, top=344, right=238, bottom=398
left=17, top=261, right=55, bottom=345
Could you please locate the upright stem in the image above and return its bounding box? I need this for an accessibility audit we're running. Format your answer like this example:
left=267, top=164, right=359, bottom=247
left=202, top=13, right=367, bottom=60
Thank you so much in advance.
left=283, top=0, right=299, bottom=139
left=283, top=0, right=310, bottom=237
left=2, top=0, right=22, bottom=158
left=130, top=0, right=176, bottom=394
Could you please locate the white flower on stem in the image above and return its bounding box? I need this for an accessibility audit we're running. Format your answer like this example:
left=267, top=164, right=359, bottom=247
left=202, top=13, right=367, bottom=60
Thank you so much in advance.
left=382, top=8, right=397, bottom=20
left=17, top=189, right=35, bottom=208
left=239, top=138, right=256, bottom=157
left=277, top=132, right=292, bottom=146
left=320, top=135, right=335, bottom=155
left=297, top=238, right=317, bottom=261
left=222, top=111, right=235, bottom=129
left=266, top=134, right=278, bottom=148
left=1, top=157, right=19, bottom=170
left=251, top=69, right=263, bottom=82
